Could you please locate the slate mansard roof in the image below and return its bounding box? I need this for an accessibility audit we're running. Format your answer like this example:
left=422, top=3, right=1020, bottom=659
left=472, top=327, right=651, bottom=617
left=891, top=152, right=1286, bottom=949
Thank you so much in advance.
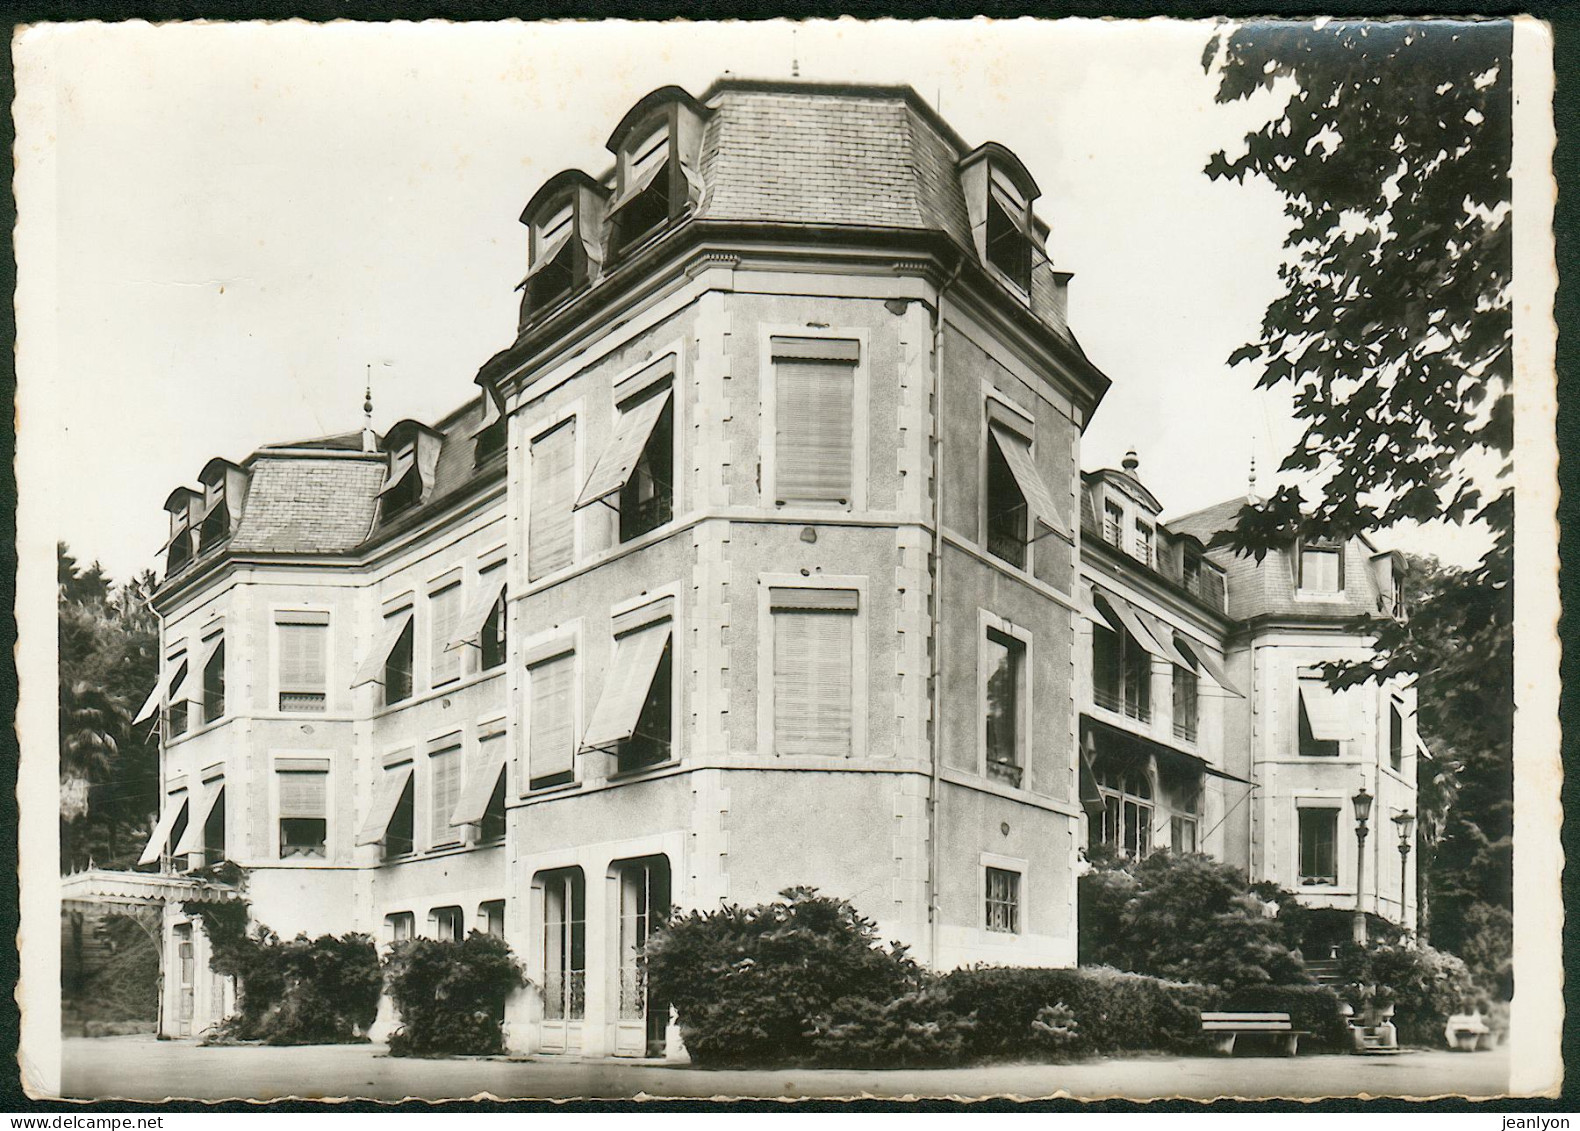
left=154, top=79, right=1083, bottom=593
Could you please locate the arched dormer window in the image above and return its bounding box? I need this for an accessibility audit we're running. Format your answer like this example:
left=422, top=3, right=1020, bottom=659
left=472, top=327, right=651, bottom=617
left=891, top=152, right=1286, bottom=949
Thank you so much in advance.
left=604, top=86, right=708, bottom=259
left=959, top=143, right=1042, bottom=298
left=378, top=419, right=444, bottom=523
left=518, top=171, right=609, bottom=327
left=471, top=383, right=507, bottom=468
left=196, top=458, right=248, bottom=553
left=162, top=487, right=203, bottom=576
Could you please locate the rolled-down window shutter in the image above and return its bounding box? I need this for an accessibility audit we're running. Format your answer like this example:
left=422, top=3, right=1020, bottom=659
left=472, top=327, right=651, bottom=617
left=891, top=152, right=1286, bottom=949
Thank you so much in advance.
left=430, top=584, right=462, bottom=686
left=429, top=747, right=462, bottom=846
left=772, top=595, right=857, bottom=757
left=529, top=652, right=576, bottom=785
left=530, top=420, right=576, bottom=581
left=278, top=620, right=328, bottom=692
left=772, top=338, right=858, bottom=507
left=278, top=769, right=327, bottom=819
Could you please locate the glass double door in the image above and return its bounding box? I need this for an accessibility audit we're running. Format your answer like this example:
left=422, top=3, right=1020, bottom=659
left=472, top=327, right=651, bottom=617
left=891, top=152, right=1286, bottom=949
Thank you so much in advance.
left=614, top=857, right=671, bottom=1058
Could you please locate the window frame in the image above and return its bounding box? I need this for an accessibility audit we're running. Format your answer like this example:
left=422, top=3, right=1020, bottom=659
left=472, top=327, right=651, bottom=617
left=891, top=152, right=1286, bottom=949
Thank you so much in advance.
left=617, top=382, right=676, bottom=543
left=1171, top=662, right=1199, bottom=745
left=1134, top=519, right=1155, bottom=568
left=427, top=737, right=464, bottom=851
left=1297, top=804, right=1341, bottom=887
left=983, top=423, right=1031, bottom=571
left=1094, top=761, right=1156, bottom=860
left=1103, top=499, right=1124, bottom=547
left=980, top=853, right=1027, bottom=937
left=527, top=408, right=582, bottom=583
left=979, top=612, right=1032, bottom=789
left=428, top=577, right=464, bottom=690
left=1389, top=700, right=1405, bottom=772
left=273, top=757, right=331, bottom=861
left=1297, top=673, right=1343, bottom=758
left=522, top=631, right=581, bottom=793
left=759, top=327, right=870, bottom=515
left=983, top=166, right=1035, bottom=297
left=200, top=633, right=225, bottom=724
left=273, top=609, right=331, bottom=715
left=758, top=576, right=869, bottom=761
left=1296, top=540, right=1346, bottom=594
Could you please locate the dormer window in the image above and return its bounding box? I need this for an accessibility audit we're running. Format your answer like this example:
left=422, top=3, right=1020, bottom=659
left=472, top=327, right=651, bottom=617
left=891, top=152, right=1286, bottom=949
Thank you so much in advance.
left=161, top=487, right=203, bottom=577
left=1297, top=540, right=1344, bottom=594
left=517, top=171, right=609, bottom=327
left=526, top=202, right=576, bottom=312
left=611, top=123, right=674, bottom=255
left=986, top=169, right=1033, bottom=294
left=472, top=385, right=507, bottom=468
left=377, top=420, right=443, bottom=524
left=196, top=459, right=247, bottom=553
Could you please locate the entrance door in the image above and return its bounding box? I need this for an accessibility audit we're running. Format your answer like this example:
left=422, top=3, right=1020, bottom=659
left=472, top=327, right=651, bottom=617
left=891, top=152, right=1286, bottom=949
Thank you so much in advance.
left=538, top=870, right=585, bottom=1053
left=173, top=923, right=195, bottom=1037
left=614, top=856, right=671, bottom=1057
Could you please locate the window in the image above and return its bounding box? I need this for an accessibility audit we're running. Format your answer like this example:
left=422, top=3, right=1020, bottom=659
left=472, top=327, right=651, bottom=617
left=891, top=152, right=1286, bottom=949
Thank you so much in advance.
left=1171, top=813, right=1198, bottom=854
left=385, top=617, right=414, bottom=705
left=474, top=417, right=506, bottom=466
left=480, top=569, right=507, bottom=671
left=1298, top=808, right=1339, bottom=885
left=429, top=744, right=462, bottom=850
left=1391, top=573, right=1407, bottom=618
left=619, top=391, right=674, bottom=542
left=201, top=637, right=225, bottom=723
left=527, top=648, right=577, bottom=789
left=1103, top=500, right=1124, bottom=546
left=529, top=419, right=577, bottom=581
left=384, top=773, right=415, bottom=860
left=380, top=452, right=421, bottom=519
left=1183, top=548, right=1203, bottom=594
left=432, top=905, right=465, bottom=942
left=771, top=337, right=859, bottom=508
left=277, top=766, right=328, bottom=859
left=429, top=582, right=462, bottom=688
left=1134, top=520, right=1154, bottom=568
left=1091, top=612, right=1151, bottom=723
left=1298, top=542, right=1344, bottom=593
left=620, top=641, right=673, bottom=774
left=202, top=786, right=226, bottom=867
left=1390, top=704, right=1404, bottom=772
left=167, top=531, right=194, bottom=573
left=1172, top=664, right=1198, bottom=744
left=480, top=899, right=506, bottom=938
left=985, top=867, right=1021, bottom=933
left=771, top=588, right=858, bottom=757
left=199, top=499, right=231, bottom=549
left=165, top=659, right=190, bottom=739
left=984, top=628, right=1025, bottom=787
left=1297, top=675, right=1343, bottom=757
left=481, top=772, right=506, bottom=843
left=611, top=124, right=673, bottom=254
left=276, top=612, right=329, bottom=713
left=1096, top=765, right=1154, bottom=859
left=615, top=856, right=673, bottom=1056
left=166, top=799, right=190, bottom=868
left=386, top=912, right=415, bottom=943
left=526, top=201, right=577, bottom=312
left=541, top=869, right=587, bottom=1023
left=985, top=431, right=1028, bottom=569
left=985, top=169, right=1033, bottom=293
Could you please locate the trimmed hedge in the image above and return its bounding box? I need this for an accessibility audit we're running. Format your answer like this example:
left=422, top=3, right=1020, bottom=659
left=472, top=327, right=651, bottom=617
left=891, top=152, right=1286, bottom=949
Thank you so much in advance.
left=941, top=965, right=1210, bottom=1059
left=384, top=932, right=526, bottom=1057
left=808, top=989, right=975, bottom=1067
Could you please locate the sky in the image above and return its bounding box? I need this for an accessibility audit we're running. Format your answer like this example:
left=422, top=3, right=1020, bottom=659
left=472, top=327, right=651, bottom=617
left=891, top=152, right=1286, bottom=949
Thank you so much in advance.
left=17, top=18, right=1494, bottom=583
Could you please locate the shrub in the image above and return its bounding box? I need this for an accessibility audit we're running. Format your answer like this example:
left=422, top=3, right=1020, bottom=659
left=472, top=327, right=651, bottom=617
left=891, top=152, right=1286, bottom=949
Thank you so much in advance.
left=1458, top=902, right=1514, bottom=1000
left=1207, top=983, right=1350, bottom=1049
left=645, top=887, right=921, bottom=1067
left=384, top=932, right=527, bottom=1057
left=183, top=899, right=380, bottom=1045
left=1338, top=940, right=1479, bottom=1045
left=1029, top=1003, right=1081, bottom=1056
left=940, top=964, right=1208, bottom=1059
left=808, top=988, right=975, bottom=1068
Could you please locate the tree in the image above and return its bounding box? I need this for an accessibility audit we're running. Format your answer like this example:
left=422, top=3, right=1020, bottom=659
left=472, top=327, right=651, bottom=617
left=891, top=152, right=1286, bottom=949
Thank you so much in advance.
left=58, top=543, right=161, bottom=871
left=1202, top=20, right=1514, bottom=989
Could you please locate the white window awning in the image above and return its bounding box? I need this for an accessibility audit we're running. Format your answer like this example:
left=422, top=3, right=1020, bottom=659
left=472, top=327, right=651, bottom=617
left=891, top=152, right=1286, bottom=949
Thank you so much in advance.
left=137, top=795, right=189, bottom=867
left=1133, top=608, right=1197, bottom=671
left=1091, top=587, right=1170, bottom=662
left=451, top=737, right=508, bottom=826
left=1074, top=583, right=1106, bottom=625
left=581, top=622, right=672, bottom=750
left=1178, top=638, right=1245, bottom=699
left=988, top=421, right=1068, bottom=538
left=521, top=228, right=574, bottom=286
left=352, top=611, right=414, bottom=688
left=470, top=386, right=505, bottom=439
left=1298, top=682, right=1351, bottom=742
left=446, top=573, right=508, bottom=655
left=376, top=448, right=417, bottom=497
left=355, top=763, right=414, bottom=846
left=574, top=389, right=672, bottom=511
left=172, top=780, right=222, bottom=857
left=192, top=633, right=224, bottom=679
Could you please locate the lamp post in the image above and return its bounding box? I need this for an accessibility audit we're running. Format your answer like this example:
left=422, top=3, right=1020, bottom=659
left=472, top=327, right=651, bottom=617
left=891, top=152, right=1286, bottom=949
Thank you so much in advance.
left=1352, top=785, right=1373, bottom=945
left=1393, top=810, right=1415, bottom=935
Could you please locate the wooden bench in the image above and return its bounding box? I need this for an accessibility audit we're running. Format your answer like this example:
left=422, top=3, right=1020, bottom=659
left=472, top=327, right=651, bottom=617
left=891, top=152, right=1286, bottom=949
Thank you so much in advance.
left=1201, top=1011, right=1307, bottom=1056
left=1445, top=1012, right=1492, bottom=1052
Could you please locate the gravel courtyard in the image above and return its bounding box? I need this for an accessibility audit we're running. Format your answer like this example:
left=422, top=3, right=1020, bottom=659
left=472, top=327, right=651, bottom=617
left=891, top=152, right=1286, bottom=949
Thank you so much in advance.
left=60, top=1036, right=1512, bottom=1103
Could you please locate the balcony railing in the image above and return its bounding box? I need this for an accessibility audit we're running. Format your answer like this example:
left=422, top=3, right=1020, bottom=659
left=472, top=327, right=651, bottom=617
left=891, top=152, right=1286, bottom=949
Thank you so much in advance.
left=1093, top=682, right=1150, bottom=723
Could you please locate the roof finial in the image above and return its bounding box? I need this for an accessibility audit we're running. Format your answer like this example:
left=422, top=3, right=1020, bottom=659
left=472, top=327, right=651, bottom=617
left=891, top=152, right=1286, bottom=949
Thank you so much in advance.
left=1121, top=449, right=1139, bottom=474
left=1248, top=448, right=1258, bottom=502
left=362, top=363, right=376, bottom=453
left=791, top=27, right=800, bottom=78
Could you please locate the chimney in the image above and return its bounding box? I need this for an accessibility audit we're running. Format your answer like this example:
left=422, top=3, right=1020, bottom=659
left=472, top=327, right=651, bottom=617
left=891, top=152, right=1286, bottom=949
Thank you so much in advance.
left=1121, top=449, right=1139, bottom=474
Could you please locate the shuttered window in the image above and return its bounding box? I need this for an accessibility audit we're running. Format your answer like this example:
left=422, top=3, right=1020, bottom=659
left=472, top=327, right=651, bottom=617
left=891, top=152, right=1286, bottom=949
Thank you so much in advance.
left=771, top=588, right=858, bottom=757
left=1299, top=808, right=1339, bottom=885
left=529, top=420, right=576, bottom=581
left=772, top=338, right=858, bottom=508
left=276, top=612, right=329, bottom=713
left=429, top=582, right=462, bottom=688
left=528, top=650, right=576, bottom=788
left=277, top=765, right=328, bottom=859
left=429, top=745, right=462, bottom=848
